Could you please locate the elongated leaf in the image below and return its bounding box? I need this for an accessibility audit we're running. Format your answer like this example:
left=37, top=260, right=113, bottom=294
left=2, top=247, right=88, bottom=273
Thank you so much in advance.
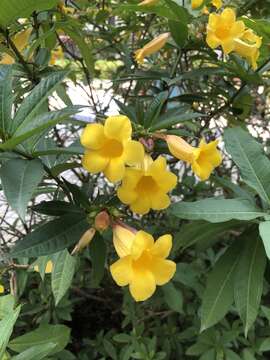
left=169, top=198, right=264, bottom=223
left=0, top=306, right=21, bottom=359
left=201, top=242, right=242, bottom=331
left=234, top=233, right=266, bottom=336
left=144, top=91, right=168, bottom=127
left=162, top=282, right=183, bottom=313
left=0, top=295, right=15, bottom=319
left=150, top=111, right=203, bottom=131
left=173, top=220, right=242, bottom=253
left=52, top=250, right=76, bottom=305
left=32, top=201, right=83, bottom=216
left=89, top=233, right=107, bottom=288
left=0, top=65, right=13, bottom=136
left=8, top=324, right=70, bottom=354
left=11, top=71, right=69, bottom=133
left=0, top=159, right=44, bottom=220
left=12, top=343, right=56, bottom=360
left=0, top=0, right=58, bottom=26
left=259, top=221, right=270, bottom=259
left=224, top=127, right=270, bottom=205
left=11, top=214, right=89, bottom=257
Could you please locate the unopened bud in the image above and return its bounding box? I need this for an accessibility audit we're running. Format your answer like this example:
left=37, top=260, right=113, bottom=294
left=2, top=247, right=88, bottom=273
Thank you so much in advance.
left=71, top=228, right=96, bottom=255
left=113, top=222, right=137, bottom=258
left=94, top=211, right=110, bottom=231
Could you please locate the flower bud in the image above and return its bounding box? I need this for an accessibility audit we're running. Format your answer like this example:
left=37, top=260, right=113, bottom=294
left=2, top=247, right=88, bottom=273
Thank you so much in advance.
left=94, top=211, right=110, bottom=231
left=71, top=228, right=96, bottom=255
left=113, top=222, right=137, bottom=258
left=165, top=135, right=195, bottom=163
left=138, top=0, right=158, bottom=5
left=134, top=33, right=170, bottom=64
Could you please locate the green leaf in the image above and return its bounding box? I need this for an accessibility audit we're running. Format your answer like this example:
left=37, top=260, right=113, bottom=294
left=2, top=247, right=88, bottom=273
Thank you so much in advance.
left=32, top=201, right=83, bottom=216
left=51, top=249, right=76, bottom=305
left=0, top=295, right=15, bottom=319
left=11, top=71, right=69, bottom=133
left=0, top=65, right=13, bottom=136
left=11, top=214, right=89, bottom=257
left=0, top=306, right=21, bottom=359
left=168, top=20, right=188, bottom=47
left=0, top=0, right=58, bottom=26
left=200, top=241, right=242, bottom=331
left=11, top=343, right=57, bottom=360
left=162, top=282, right=183, bottom=313
left=259, top=221, right=270, bottom=259
left=144, top=91, right=168, bottom=128
left=8, top=324, right=70, bottom=354
left=150, top=111, right=203, bottom=131
left=234, top=233, right=266, bottom=336
left=224, top=127, right=270, bottom=205
left=89, top=233, right=107, bottom=288
left=172, top=220, right=242, bottom=253
left=0, top=159, right=44, bottom=220
left=169, top=198, right=264, bottom=223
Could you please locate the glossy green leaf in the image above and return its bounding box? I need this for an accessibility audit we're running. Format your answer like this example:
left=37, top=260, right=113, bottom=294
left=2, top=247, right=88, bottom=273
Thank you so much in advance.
left=32, top=201, right=83, bottom=216
left=200, top=242, right=242, bottom=331
left=259, top=221, right=270, bottom=259
left=0, top=65, right=13, bottom=136
left=169, top=198, right=264, bottom=223
left=52, top=249, right=76, bottom=305
left=12, top=343, right=56, bottom=360
left=234, top=234, right=266, bottom=336
left=0, top=159, right=44, bottom=220
left=8, top=324, right=70, bottom=354
left=162, top=282, right=183, bottom=313
left=224, top=127, right=270, bottom=205
left=0, top=306, right=21, bottom=359
left=11, top=214, right=89, bottom=257
left=89, top=233, right=107, bottom=288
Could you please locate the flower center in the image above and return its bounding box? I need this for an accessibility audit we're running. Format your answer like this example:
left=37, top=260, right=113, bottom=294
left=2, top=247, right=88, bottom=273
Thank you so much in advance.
left=101, top=139, right=123, bottom=158
left=136, top=175, right=158, bottom=193
left=215, top=24, right=230, bottom=40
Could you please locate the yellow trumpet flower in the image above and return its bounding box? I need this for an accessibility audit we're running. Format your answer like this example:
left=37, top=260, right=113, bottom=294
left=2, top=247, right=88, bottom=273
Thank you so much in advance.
left=166, top=135, right=222, bottom=181
left=206, top=8, right=245, bottom=54
left=110, top=224, right=176, bottom=301
left=134, top=32, right=170, bottom=64
left=81, top=115, right=145, bottom=183
left=117, top=154, right=177, bottom=215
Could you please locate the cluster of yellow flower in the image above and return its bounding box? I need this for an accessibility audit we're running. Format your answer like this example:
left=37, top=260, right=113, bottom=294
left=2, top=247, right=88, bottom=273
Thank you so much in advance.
left=80, top=116, right=221, bottom=300
left=133, top=1, right=262, bottom=70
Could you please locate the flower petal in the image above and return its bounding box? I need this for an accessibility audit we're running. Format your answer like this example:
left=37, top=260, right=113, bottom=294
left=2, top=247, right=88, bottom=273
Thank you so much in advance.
left=80, top=123, right=105, bottom=150
left=222, top=39, right=235, bottom=54
left=206, top=32, right=221, bottom=50
left=82, top=150, right=109, bottom=173
left=150, top=192, right=170, bottom=210
left=150, top=258, right=176, bottom=285
left=130, top=196, right=151, bottom=215
left=113, top=224, right=136, bottom=257
left=110, top=256, right=133, bottom=286
left=151, top=234, right=172, bottom=258
left=221, top=8, right=236, bottom=24
left=104, top=115, right=132, bottom=141
left=231, top=20, right=245, bottom=38
left=117, top=186, right=138, bottom=204
left=129, top=269, right=156, bottom=301
left=124, top=140, right=145, bottom=165
left=131, top=231, right=154, bottom=260
left=104, top=158, right=125, bottom=182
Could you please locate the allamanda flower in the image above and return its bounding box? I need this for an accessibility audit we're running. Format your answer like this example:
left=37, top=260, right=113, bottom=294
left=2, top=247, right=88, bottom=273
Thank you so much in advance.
left=234, top=29, right=262, bottom=70
left=81, top=115, right=145, bottom=183
left=110, top=224, right=176, bottom=301
left=117, top=155, right=177, bottom=215
left=166, top=135, right=222, bottom=181
left=134, top=32, right=170, bottom=64
left=0, top=284, right=4, bottom=294
left=206, top=8, right=245, bottom=54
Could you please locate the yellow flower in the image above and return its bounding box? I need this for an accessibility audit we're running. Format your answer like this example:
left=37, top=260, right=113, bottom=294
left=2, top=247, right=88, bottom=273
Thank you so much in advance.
left=110, top=226, right=176, bottom=301
left=134, top=32, right=170, bottom=64
left=0, top=284, right=4, bottom=294
left=138, top=0, right=158, bottom=5
left=34, top=260, right=53, bottom=274
left=192, top=0, right=203, bottom=9
left=233, top=29, right=262, bottom=70
left=206, top=8, right=245, bottom=54
left=71, top=228, right=96, bottom=255
left=81, top=115, right=145, bottom=183
left=166, top=135, right=222, bottom=181
left=211, top=0, right=222, bottom=9
left=117, top=155, right=177, bottom=214
left=0, top=28, right=32, bottom=64
left=50, top=46, right=64, bottom=65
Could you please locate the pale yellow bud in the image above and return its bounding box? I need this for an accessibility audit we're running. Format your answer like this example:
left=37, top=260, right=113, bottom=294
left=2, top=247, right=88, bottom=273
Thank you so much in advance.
left=165, top=135, right=195, bottom=163
left=134, top=32, right=170, bottom=64
left=138, top=0, right=158, bottom=6
left=71, top=228, right=96, bottom=255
